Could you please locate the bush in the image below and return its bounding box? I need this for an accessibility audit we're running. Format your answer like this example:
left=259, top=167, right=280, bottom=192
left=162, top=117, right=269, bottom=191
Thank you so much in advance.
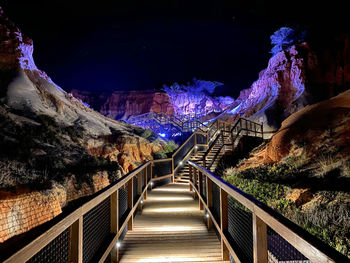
left=270, top=27, right=306, bottom=55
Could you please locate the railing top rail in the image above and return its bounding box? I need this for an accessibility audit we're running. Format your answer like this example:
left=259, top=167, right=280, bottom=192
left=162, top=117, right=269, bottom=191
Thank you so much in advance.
left=3, top=161, right=152, bottom=263
left=188, top=161, right=345, bottom=263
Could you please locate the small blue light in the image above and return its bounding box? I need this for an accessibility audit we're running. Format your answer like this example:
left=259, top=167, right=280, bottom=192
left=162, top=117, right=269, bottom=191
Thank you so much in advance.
left=159, top=133, right=166, bottom=138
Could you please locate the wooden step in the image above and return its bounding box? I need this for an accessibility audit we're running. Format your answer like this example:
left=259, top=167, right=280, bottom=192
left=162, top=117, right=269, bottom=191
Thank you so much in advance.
left=119, top=183, right=224, bottom=263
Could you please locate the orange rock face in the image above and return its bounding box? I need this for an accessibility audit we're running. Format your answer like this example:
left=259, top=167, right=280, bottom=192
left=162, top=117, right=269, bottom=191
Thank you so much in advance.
left=72, top=89, right=174, bottom=120
left=0, top=189, right=62, bottom=242
left=286, top=188, right=313, bottom=206
left=264, top=89, right=350, bottom=163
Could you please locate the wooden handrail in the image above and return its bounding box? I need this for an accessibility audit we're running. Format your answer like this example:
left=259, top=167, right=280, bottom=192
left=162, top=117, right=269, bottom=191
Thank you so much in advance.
left=3, top=162, right=152, bottom=263
left=2, top=116, right=264, bottom=263
left=188, top=161, right=344, bottom=263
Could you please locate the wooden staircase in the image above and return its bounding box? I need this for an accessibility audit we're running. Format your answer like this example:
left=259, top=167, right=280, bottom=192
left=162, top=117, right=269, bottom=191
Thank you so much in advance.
left=119, top=183, right=230, bottom=263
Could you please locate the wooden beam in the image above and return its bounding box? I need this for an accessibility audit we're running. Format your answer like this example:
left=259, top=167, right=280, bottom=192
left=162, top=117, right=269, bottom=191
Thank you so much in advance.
left=206, top=177, right=213, bottom=229
left=110, top=191, right=119, bottom=263
left=127, top=178, right=133, bottom=231
left=69, top=217, right=83, bottom=263
left=198, top=172, right=203, bottom=210
left=143, top=169, right=147, bottom=200
left=253, top=214, right=267, bottom=263
left=220, top=189, right=229, bottom=260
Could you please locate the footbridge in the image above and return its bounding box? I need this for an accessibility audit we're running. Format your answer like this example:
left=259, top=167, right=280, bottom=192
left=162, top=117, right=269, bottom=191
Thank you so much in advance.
left=1, top=119, right=345, bottom=263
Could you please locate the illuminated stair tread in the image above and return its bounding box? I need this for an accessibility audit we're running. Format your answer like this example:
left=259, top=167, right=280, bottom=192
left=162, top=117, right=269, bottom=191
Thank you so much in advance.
left=119, top=183, right=226, bottom=263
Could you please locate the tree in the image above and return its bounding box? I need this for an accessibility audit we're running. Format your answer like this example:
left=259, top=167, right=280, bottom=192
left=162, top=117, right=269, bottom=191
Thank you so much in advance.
left=270, top=27, right=306, bottom=56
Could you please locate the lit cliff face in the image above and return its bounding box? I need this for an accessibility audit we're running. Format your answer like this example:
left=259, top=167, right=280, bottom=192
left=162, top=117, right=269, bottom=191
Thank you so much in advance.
left=221, top=45, right=307, bottom=132
left=163, top=79, right=234, bottom=118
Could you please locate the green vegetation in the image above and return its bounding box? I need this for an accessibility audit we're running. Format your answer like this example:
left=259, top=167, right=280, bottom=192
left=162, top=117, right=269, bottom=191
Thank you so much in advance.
left=224, top=154, right=350, bottom=259
left=154, top=140, right=179, bottom=159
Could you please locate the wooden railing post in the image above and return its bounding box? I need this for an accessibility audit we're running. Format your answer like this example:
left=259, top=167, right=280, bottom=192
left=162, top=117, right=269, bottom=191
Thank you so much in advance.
left=69, top=217, right=82, bottom=263
left=193, top=168, right=198, bottom=189
left=206, top=177, right=213, bottom=229
left=127, top=178, right=133, bottom=230
left=189, top=165, right=193, bottom=192
left=110, top=191, right=119, bottom=262
left=143, top=169, right=147, bottom=200
left=198, top=171, right=204, bottom=210
left=253, top=214, right=267, bottom=263
left=220, top=189, right=229, bottom=261
left=137, top=173, right=142, bottom=213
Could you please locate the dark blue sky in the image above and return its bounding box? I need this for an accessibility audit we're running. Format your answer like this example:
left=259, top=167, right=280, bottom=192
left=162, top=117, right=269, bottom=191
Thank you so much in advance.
left=2, top=0, right=347, bottom=97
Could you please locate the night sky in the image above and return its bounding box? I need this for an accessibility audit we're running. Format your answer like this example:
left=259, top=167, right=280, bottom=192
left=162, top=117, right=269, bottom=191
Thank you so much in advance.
left=1, top=1, right=348, bottom=97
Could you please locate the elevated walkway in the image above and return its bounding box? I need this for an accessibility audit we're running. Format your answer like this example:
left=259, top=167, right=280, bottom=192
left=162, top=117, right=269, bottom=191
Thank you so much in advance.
left=1, top=118, right=346, bottom=263
left=120, top=183, right=228, bottom=263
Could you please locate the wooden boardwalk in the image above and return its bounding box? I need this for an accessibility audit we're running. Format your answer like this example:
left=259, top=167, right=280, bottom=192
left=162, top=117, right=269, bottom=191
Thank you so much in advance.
left=119, top=183, right=229, bottom=263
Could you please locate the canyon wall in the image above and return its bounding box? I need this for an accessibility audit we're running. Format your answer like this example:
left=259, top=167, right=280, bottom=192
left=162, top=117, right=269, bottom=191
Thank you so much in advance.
left=222, top=38, right=350, bottom=135
left=72, top=80, right=234, bottom=121
left=0, top=7, right=163, bottom=243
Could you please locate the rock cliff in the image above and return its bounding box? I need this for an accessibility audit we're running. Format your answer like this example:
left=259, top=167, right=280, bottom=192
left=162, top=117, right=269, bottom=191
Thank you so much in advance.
left=223, top=38, right=350, bottom=135
left=0, top=7, right=163, bottom=242
left=72, top=80, right=234, bottom=121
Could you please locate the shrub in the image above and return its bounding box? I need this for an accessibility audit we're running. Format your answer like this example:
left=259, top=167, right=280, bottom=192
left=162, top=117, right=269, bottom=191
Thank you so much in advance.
left=270, top=27, right=306, bottom=55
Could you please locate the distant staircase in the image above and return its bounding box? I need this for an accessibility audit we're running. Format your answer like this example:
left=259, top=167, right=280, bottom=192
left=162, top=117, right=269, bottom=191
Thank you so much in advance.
left=175, top=118, right=263, bottom=182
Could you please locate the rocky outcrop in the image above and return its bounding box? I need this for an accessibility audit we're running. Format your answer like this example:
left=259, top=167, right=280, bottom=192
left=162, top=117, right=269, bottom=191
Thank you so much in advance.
left=264, top=89, right=350, bottom=163
left=72, top=89, right=174, bottom=120
left=0, top=7, right=164, bottom=243
left=223, top=38, right=350, bottom=136
left=0, top=188, right=62, bottom=242
left=72, top=80, right=234, bottom=121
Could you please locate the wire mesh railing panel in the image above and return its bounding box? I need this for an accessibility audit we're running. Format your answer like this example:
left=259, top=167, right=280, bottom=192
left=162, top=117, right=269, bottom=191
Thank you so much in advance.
left=196, top=133, right=207, bottom=144
left=152, top=160, right=172, bottom=178
left=173, top=135, right=195, bottom=169
left=26, top=228, right=69, bottom=263
left=227, top=197, right=253, bottom=263
left=202, top=175, right=207, bottom=203
left=133, top=176, right=138, bottom=205
left=267, top=227, right=311, bottom=263
left=141, top=172, right=145, bottom=190
left=153, top=177, right=171, bottom=188
left=148, top=165, right=152, bottom=182
left=83, top=197, right=111, bottom=263
left=103, top=254, right=111, bottom=263
left=211, top=182, right=221, bottom=223
left=118, top=187, right=128, bottom=227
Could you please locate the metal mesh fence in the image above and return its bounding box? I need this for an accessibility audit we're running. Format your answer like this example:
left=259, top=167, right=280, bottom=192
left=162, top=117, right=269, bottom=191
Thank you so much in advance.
left=27, top=228, right=69, bottom=263
left=211, top=183, right=221, bottom=223
left=141, top=171, right=145, bottom=190
left=152, top=160, right=172, bottom=178
left=118, top=187, right=128, bottom=228
left=83, top=197, right=112, bottom=263
left=202, top=174, right=207, bottom=203
left=227, top=197, right=253, bottom=263
left=133, top=176, right=138, bottom=205
left=196, top=133, right=207, bottom=144
left=173, top=135, right=195, bottom=169
left=153, top=177, right=171, bottom=188
left=103, top=254, right=111, bottom=263
left=267, top=227, right=311, bottom=263
left=147, top=165, right=151, bottom=182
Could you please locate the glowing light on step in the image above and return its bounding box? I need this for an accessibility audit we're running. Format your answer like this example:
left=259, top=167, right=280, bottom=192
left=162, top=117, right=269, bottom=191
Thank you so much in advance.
left=179, top=161, right=183, bottom=165
left=150, top=182, right=154, bottom=186
left=141, top=200, right=144, bottom=204
left=116, top=241, right=121, bottom=248
left=137, top=256, right=208, bottom=262
left=146, top=225, right=199, bottom=232
left=195, top=146, right=198, bottom=149
left=149, top=207, right=194, bottom=213
left=151, top=196, right=192, bottom=201
left=206, top=213, right=210, bottom=218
